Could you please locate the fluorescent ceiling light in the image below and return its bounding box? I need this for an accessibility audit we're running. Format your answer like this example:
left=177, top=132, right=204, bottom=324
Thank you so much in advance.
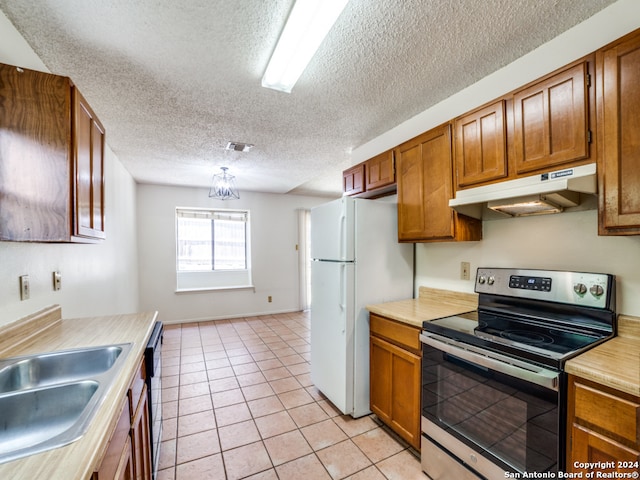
left=262, top=0, right=349, bottom=93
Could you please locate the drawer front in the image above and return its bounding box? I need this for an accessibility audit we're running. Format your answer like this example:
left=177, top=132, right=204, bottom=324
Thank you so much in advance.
left=370, top=314, right=420, bottom=353
left=574, top=381, right=639, bottom=444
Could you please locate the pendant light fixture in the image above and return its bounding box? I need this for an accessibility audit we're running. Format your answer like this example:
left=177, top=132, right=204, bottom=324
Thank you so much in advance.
left=262, top=0, right=349, bottom=93
left=209, top=167, right=240, bottom=200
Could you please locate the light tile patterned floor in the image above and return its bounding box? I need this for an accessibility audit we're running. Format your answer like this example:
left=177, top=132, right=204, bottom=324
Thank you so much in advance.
left=157, top=311, right=427, bottom=480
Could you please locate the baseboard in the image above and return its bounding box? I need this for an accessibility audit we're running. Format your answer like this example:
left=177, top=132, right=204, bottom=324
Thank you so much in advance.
left=161, top=308, right=306, bottom=325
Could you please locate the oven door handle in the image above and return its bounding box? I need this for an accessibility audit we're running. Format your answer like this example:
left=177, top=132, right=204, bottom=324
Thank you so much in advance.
left=420, top=333, right=559, bottom=391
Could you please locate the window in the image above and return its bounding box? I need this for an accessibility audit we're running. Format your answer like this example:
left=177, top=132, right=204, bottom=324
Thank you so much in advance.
left=176, top=207, right=252, bottom=291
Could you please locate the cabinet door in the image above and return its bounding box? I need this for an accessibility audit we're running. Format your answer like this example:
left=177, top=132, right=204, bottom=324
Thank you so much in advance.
left=114, top=436, right=135, bottom=480
left=93, top=397, right=133, bottom=480
left=73, top=87, right=106, bottom=240
left=365, top=150, right=395, bottom=191
left=131, top=384, right=152, bottom=480
left=396, top=124, right=481, bottom=242
left=370, top=335, right=421, bottom=450
left=513, top=62, right=590, bottom=174
left=597, top=30, right=640, bottom=234
left=454, top=100, right=507, bottom=188
left=370, top=335, right=392, bottom=425
left=567, top=375, right=640, bottom=472
left=342, top=164, right=365, bottom=196
left=569, top=425, right=640, bottom=475
left=0, top=63, right=73, bottom=242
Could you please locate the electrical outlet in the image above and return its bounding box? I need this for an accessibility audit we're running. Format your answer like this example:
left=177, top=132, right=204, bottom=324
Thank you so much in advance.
left=19, top=275, right=30, bottom=300
left=460, top=262, right=471, bottom=281
left=53, top=271, right=62, bottom=291
left=268, top=296, right=272, bottom=303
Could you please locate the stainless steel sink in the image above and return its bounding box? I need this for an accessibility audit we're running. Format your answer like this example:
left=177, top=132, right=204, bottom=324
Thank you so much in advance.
left=0, top=344, right=126, bottom=393
left=0, top=343, right=132, bottom=464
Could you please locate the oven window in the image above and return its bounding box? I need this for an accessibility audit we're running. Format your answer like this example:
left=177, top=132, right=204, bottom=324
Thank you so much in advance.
left=422, top=344, right=559, bottom=474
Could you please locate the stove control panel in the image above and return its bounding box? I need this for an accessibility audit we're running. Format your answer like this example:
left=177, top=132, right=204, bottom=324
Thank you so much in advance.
left=475, top=268, right=615, bottom=309
left=508, top=275, right=552, bottom=292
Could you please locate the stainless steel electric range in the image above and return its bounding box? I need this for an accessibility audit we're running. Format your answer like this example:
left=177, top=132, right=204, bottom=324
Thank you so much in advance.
left=420, top=268, right=616, bottom=480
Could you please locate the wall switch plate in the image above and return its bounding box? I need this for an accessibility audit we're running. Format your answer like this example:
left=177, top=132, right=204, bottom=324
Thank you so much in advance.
left=53, top=271, right=62, bottom=291
left=268, top=296, right=272, bottom=303
left=19, top=275, right=30, bottom=300
left=460, top=262, right=471, bottom=281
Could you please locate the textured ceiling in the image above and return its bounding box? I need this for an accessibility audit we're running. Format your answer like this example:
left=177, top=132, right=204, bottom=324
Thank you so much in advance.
left=0, top=0, right=617, bottom=197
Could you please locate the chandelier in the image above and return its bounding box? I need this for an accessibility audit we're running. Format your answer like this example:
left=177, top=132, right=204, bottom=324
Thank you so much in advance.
left=209, top=167, right=240, bottom=200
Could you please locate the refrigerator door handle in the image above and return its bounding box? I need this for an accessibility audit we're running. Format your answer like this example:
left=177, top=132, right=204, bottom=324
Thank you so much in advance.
left=340, top=210, right=347, bottom=261
left=339, top=263, right=347, bottom=332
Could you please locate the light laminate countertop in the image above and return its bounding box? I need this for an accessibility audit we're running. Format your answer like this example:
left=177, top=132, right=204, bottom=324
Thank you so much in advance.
left=0, top=305, right=158, bottom=480
left=565, top=315, right=640, bottom=397
left=366, top=286, right=478, bottom=328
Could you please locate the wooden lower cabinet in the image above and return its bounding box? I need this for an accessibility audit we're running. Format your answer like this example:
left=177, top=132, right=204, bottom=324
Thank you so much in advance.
left=369, top=314, right=421, bottom=450
left=129, top=359, right=152, bottom=480
left=93, top=358, right=152, bottom=480
left=131, top=384, right=152, bottom=480
left=93, top=397, right=134, bottom=480
left=566, top=375, right=640, bottom=475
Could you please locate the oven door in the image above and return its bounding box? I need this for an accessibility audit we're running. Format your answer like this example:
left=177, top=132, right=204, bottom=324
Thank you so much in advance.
left=420, top=332, right=562, bottom=479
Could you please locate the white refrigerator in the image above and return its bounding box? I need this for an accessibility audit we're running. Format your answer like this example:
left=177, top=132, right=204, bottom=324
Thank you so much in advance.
left=310, top=196, right=414, bottom=418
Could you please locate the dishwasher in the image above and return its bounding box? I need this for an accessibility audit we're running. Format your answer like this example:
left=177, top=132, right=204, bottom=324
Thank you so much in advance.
left=145, top=321, right=163, bottom=480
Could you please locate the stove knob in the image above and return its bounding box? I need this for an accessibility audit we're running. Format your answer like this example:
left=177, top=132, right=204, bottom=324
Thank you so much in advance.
left=487, top=276, right=495, bottom=285
left=573, top=283, right=587, bottom=295
left=590, top=284, right=604, bottom=297
left=478, top=276, right=486, bottom=284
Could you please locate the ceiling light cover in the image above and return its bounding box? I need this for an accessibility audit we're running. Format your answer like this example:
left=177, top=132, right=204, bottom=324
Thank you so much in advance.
left=262, top=0, right=349, bottom=93
left=209, top=167, right=240, bottom=200
left=225, top=141, right=254, bottom=152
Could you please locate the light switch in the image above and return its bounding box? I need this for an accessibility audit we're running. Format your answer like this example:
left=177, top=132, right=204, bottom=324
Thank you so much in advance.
left=53, top=271, right=62, bottom=291
left=19, top=275, right=30, bottom=300
left=460, top=262, right=471, bottom=281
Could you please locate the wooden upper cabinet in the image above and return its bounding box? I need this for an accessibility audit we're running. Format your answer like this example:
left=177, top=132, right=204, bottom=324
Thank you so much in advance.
left=0, top=64, right=73, bottom=242
left=454, top=100, right=507, bottom=188
left=396, top=124, right=482, bottom=242
left=342, top=164, right=365, bottom=196
left=343, top=150, right=396, bottom=198
left=365, top=150, right=395, bottom=191
left=0, top=62, right=106, bottom=242
left=73, top=88, right=106, bottom=240
left=512, top=60, right=591, bottom=175
left=597, top=29, right=640, bottom=235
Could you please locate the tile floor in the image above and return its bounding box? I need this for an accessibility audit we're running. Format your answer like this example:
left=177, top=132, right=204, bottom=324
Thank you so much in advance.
left=157, top=311, right=427, bottom=480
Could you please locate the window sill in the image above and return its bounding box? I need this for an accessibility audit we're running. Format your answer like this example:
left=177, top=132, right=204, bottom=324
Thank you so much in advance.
left=175, top=285, right=255, bottom=294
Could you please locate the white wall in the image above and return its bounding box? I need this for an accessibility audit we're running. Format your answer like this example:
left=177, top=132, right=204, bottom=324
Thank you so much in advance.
left=0, top=11, right=140, bottom=327
left=414, top=211, right=640, bottom=315
left=390, top=0, right=640, bottom=316
left=0, top=146, right=140, bottom=326
left=136, top=184, right=328, bottom=323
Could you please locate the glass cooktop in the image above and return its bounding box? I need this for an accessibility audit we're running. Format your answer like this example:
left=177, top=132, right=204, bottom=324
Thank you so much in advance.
left=423, top=310, right=609, bottom=366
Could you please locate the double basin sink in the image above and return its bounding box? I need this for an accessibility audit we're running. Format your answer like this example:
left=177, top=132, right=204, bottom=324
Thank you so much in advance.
left=0, top=343, right=132, bottom=464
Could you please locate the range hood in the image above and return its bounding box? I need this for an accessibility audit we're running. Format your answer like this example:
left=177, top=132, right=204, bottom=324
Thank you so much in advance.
left=449, top=163, right=597, bottom=219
